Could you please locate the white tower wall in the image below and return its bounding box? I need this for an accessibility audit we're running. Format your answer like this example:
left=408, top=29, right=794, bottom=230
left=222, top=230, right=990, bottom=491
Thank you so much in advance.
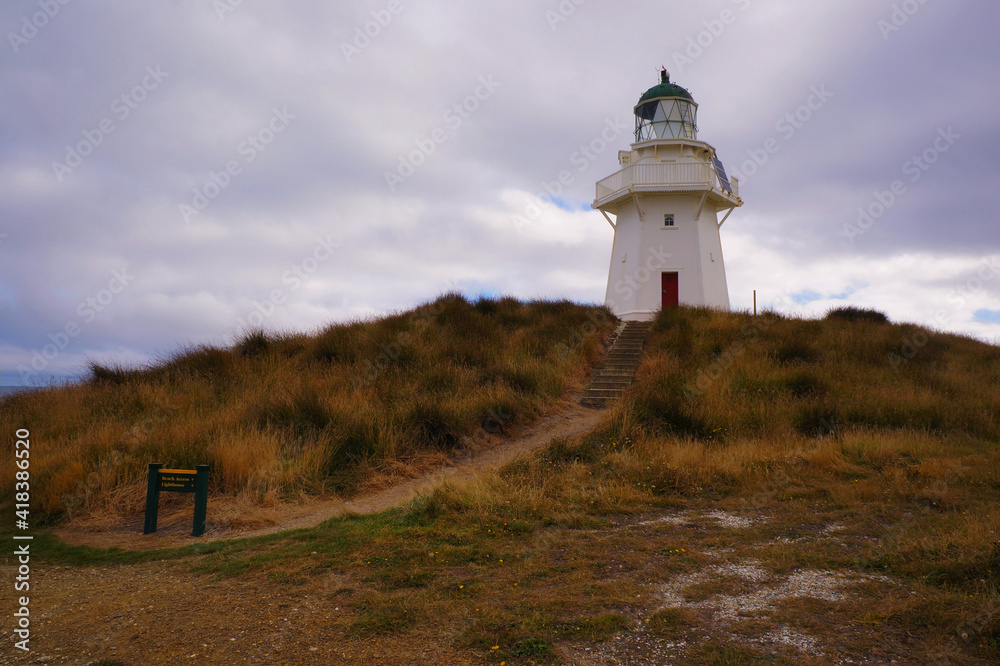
left=604, top=194, right=729, bottom=321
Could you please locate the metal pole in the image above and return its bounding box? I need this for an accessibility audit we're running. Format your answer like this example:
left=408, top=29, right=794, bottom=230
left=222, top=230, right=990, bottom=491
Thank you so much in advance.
left=143, top=463, right=163, bottom=534
left=192, top=464, right=210, bottom=537
left=753, top=290, right=757, bottom=316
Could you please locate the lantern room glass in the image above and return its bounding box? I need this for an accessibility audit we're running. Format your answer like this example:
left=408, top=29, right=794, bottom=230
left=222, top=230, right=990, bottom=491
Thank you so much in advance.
left=634, top=98, right=698, bottom=142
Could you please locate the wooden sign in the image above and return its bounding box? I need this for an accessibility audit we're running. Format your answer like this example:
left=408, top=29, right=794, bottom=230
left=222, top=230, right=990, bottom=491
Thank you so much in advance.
left=158, top=469, right=197, bottom=492
left=143, top=463, right=210, bottom=537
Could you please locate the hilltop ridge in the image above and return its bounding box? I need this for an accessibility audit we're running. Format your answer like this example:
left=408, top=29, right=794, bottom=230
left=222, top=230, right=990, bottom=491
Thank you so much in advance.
left=4, top=301, right=1000, bottom=664
left=0, top=294, right=615, bottom=524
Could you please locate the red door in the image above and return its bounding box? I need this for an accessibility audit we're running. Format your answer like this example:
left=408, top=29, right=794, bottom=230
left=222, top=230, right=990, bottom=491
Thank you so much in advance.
left=661, top=272, right=679, bottom=309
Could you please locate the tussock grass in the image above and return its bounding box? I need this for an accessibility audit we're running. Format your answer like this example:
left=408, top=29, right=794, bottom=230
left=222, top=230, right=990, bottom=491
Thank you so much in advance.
left=615, top=305, right=1000, bottom=443
left=825, top=305, right=890, bottom=325
left=13, top=304, right=1000, bottom=662
left=0, top=294, right=614, bottom=522
left=284, top=306, right=998, bottom=662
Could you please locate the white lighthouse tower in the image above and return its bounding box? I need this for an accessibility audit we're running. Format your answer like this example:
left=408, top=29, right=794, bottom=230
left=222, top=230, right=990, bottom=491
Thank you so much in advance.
left=593, top=70, right=742, bottom=320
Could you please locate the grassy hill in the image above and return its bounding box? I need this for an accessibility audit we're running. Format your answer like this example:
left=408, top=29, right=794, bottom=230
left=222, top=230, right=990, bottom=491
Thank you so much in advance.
left=0, top=295, right=614, bottom=522
left=4, top=300, right=1000, bottom=664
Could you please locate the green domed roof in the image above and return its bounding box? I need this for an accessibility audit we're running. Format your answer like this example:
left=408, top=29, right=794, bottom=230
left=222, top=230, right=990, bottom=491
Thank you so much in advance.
left=638, top=71, right=694, bottom=103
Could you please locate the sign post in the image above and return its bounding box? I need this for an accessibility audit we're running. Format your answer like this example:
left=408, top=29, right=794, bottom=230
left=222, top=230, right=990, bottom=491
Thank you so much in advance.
left=143, top=463, right=211, bottom=536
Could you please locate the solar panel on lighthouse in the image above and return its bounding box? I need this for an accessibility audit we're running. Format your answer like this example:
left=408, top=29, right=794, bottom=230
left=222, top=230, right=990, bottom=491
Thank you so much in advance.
left=712, top=157, right=733, bottom=195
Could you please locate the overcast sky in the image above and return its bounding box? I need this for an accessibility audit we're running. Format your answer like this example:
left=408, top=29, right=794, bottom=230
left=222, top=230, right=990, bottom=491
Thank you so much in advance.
left=1, top=0, right=998, bottom=385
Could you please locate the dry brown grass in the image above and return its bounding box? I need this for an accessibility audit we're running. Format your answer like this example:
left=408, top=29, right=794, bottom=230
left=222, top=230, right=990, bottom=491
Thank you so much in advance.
left=383, top=306, right=1000, bottom=661
left=19, top=305, right=1000, bottom=663
left=0, top=294, right=614, bottom=522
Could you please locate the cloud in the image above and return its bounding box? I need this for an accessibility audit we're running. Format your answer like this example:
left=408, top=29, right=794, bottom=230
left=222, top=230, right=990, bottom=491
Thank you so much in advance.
left=1, top=0, right=997, bottom=384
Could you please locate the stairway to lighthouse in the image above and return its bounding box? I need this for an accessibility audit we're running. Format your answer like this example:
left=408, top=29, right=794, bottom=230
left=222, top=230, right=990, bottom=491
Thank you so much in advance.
left=581, top=320, right=651, bottom=409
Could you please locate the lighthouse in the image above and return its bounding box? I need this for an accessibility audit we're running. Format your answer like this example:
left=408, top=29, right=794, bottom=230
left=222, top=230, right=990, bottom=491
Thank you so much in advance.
left=593, top=70, right=742, bottom=321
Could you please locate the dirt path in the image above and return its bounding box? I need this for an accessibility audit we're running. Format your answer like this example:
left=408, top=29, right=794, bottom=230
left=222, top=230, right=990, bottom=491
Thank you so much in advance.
left=1, top=398, right=610, bottom=665
left=54, top=399, right=609, bottom=551
left=6, top=397, right=981, bottom=664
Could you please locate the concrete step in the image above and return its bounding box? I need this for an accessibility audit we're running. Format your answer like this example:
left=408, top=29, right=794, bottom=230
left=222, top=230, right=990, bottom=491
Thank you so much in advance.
left=581, top=320, right=652, bottom=409
left=582, top=388, right=622, bottom=398
left=581, top=395, right=618, bottom=404
left=589, top=381, right=632, bottom=390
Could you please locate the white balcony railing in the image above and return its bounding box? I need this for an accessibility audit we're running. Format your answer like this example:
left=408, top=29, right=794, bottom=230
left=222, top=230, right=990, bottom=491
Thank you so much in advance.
left=595, top=162, right=740, bottom=204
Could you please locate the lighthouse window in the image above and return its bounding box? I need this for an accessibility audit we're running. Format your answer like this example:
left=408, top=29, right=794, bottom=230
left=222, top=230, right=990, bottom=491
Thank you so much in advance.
left=663, top=214, right=675, bottom=228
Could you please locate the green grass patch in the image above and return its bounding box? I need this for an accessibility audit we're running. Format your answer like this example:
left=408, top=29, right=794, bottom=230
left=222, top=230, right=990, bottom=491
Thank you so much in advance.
left=351, top=593, right=419, bottom=635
